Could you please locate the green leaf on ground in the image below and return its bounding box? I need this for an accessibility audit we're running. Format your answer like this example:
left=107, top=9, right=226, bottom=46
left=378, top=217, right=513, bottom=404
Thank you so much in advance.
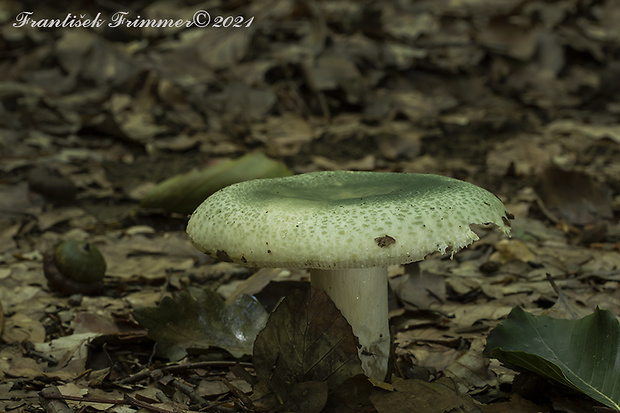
left=253, top=287, right=363, bottom=406
left=140, top=152, right=293, bottom=214
left=484, top=306, right=620, bottom=410
left=133, top=289, right=267, bottom=360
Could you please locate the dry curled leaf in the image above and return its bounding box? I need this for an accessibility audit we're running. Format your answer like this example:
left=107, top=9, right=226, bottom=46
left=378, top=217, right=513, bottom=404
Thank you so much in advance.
left=133, top=289, right=267, bottom=360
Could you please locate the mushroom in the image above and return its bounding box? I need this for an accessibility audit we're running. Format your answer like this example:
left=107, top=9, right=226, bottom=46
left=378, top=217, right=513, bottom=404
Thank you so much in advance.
left=186, top=171, right=512, bottom=381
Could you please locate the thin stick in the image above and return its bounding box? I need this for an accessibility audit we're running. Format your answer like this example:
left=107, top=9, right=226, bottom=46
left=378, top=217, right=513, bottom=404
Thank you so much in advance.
left=119, top=360, right=253, bottom=384
left=40, top=391, right=174, bottom=413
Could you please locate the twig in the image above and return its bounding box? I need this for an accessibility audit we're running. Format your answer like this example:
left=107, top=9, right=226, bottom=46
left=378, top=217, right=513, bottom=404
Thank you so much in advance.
left=223, top=377, right=254, bottom=410
left=40, top=389, right=175, bottom=413
left=545, top=272, right=583, bottom=320
left=120, top=360, right=253, bottom=384
left=171, top=378, right=209, bottom=407
left=545, top=273, right=562, bottom=296
left=39, top=386, right=72, bottom=413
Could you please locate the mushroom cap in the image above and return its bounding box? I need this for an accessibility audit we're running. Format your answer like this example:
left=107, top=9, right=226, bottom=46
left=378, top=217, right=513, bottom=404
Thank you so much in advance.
left=187, top=171, right=512, bottom=269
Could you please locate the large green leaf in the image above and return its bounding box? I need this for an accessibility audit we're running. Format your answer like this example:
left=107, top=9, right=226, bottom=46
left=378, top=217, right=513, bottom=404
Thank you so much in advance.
left=484, top=306, right=620, bottom=410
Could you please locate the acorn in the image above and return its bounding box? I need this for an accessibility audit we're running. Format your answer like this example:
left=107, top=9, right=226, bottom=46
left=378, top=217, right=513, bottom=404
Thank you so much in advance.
left=44, top=240, right=106, bottom=295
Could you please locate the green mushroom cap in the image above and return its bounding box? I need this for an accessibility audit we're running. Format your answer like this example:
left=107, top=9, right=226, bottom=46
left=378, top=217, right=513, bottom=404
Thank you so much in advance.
left=187, top=171, right=512, bottom=269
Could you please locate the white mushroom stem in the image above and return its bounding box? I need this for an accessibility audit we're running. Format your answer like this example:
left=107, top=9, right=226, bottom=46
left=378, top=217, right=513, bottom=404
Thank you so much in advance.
left=310, top=267, right=390, bottom=382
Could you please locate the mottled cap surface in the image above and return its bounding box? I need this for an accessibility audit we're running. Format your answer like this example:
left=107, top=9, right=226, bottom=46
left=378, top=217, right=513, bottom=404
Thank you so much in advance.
left=187, top=171, right=512, bottom=269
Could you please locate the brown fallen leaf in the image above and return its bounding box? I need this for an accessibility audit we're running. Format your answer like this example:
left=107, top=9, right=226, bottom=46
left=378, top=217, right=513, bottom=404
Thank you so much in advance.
left=535, top=165, right=613, bottom=226
left=251, top=113, right=316, bottom=156
left=252, top=287, right=363, bottom=404
left=56, top=29, right=138, bottom=87
left=225, top=268, right=285, bottom=305
left=486, top=134, right=563, bottom=177
left=390, top=262, right=446, bottom=310
left=0, top=300, right=3, bottom=337
left=370, top=377, right=482, bottom=413
left=33, top=332, right=101, bottom=375
left=323, top=374, right=375, bottom=413
left=305, top=52, right=365, bottom=105
left=2, top=312, right=46, bottom=344
left=196, top=27, right=254, bottom=70
left=481, top=394, right=549, bottom=413
left=285, top=381, right=329, bottom=413
left=27, top=166, right=77, bottom=205
left=489, top=239, right=538, bottom=264
left=444, top=339, right=497, bottom=393
left=478, top=18, right=540, bottom=61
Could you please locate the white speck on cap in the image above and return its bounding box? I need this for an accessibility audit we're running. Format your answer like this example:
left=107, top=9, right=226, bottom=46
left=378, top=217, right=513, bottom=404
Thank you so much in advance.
left=187, top=171, right=512, bottom=269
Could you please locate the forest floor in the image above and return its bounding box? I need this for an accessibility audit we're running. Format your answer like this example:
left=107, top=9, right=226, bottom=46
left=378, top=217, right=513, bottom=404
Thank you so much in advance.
left=0, top=0, right=619, bottom=412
